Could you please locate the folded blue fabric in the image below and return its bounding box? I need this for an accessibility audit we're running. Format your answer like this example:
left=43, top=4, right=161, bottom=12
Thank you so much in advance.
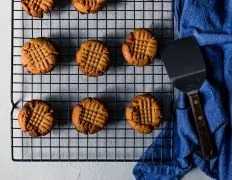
left=133, top=0, right=232, bottom=179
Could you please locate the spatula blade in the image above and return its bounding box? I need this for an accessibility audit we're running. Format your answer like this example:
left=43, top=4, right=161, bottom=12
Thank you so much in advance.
left=162, top=36, right=206, bottom=92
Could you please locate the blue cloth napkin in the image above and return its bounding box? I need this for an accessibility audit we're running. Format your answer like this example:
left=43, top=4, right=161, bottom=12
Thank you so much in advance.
left=133, top=0, right=232, bottom=179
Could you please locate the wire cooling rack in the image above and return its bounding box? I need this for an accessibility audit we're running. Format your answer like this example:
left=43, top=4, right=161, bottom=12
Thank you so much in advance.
left=11, top=0, right=174, bottom=161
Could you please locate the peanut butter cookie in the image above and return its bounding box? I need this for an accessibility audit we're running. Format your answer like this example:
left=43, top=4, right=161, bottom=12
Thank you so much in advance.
left=21, top=0, right=56, bottom=18
left=18, top=100, right=55, bottom=137
left=21, top=37, right=58, bottom=74
left=126, top=94, right=162, bottom=134
left=122, top=28, right=158, bottom=66
left=72, top=98, right=108, bottom=134
left=76, top=40, right=110, bottom=77
left=72, top=0, right=107, bottom=14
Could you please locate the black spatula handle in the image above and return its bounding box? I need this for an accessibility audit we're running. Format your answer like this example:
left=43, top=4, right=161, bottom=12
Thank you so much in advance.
left=187, top=90, right=216, bottom=161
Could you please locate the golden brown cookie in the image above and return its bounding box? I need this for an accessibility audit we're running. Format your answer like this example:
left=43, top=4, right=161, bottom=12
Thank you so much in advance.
left=122, top=28, right=158, bottom=66
left=18, top=100, right=55, bottom=137
left=126, top=94, right=162, bottom=134
left=76, top=40, right=110, bottom=77
left=21, top=37, right=59, bottom=74
left=21, top=0, right=56, bottom=18
left=72, top=0, right=107, bottom=14
left=72, top=98, right=108, bottom=134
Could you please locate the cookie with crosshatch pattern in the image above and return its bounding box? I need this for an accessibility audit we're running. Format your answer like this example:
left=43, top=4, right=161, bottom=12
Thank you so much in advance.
left=72, top=98, right=109, bottom=134
left=126, top=94, right=163, bottom=134
left=18, top=100, right=55, bottom=137
left=21, top=37, right=58, bottom=74
left=72, top=0, right=107, bottom=14
left=122, top=28, right=158, bottom=66
left=76, top=40, right=110, bottom=77
left=21, top=0, right=56, bottom=18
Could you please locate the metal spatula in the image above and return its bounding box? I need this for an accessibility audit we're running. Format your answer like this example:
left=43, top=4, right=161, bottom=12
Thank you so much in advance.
left=162, top=36, right=216, bottom=160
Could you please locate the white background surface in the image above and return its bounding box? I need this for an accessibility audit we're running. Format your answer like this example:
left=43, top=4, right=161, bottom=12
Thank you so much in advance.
left=0, top=1, right=212, bottom=179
